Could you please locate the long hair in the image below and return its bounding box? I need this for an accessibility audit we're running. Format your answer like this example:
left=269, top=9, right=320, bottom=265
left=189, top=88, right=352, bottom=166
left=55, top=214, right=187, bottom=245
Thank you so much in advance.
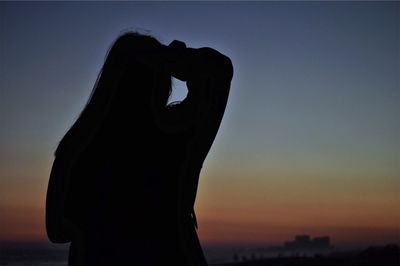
left=55, top=32, right=171, bottom=162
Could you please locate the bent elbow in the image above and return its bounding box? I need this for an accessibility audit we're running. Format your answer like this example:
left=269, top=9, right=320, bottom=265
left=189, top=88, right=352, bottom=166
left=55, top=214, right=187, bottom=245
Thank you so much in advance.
left=213, top=53, right=233, bottom=82
left=46, top=218, right=71, bottom=244
left=221, top=56, right=234, bottom=81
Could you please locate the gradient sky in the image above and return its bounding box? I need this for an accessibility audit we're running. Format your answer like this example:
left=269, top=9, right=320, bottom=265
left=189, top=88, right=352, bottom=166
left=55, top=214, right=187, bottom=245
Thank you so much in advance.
left=1, top=2, right=399, bottom=248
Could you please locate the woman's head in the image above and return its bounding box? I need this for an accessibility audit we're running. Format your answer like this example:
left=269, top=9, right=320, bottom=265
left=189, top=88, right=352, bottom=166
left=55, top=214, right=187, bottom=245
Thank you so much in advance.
left=55, top=32, right=172, bottom=159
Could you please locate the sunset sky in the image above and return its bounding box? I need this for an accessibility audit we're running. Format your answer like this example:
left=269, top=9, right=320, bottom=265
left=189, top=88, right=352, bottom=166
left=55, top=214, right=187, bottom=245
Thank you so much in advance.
left=1, top=2, right=399, bottom=249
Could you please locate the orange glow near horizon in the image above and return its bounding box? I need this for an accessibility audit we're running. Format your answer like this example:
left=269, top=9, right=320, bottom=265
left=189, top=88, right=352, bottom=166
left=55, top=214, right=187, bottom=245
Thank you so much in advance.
left=1, top=170, right=399, bottom=247
left=2, top=202, right=399, bottom=247
left=1, top=206, right=47, bottom=242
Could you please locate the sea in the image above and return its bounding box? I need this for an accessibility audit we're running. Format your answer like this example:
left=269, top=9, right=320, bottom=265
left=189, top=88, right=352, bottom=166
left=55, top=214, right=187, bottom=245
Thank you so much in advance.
left=0, top=241, right=346, bottom=265
left=0, top=242, right=241, bottom=266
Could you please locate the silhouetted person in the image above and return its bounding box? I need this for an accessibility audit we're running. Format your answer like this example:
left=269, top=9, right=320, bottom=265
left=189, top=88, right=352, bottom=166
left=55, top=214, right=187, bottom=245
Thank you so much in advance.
left=45, top=32, right=233, bottom=265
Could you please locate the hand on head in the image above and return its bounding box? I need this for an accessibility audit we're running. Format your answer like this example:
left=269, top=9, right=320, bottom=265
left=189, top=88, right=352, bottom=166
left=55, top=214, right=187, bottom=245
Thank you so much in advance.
left=136, top=39, right=232, bottom=86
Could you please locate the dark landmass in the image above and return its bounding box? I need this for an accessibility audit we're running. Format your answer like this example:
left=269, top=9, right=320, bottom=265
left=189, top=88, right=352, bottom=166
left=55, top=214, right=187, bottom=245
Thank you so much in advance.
left=222, top=244, right=400, bottom=266
left=0, top=241, right=68, bottom=266
left=1, top=242, right=398, bottom=266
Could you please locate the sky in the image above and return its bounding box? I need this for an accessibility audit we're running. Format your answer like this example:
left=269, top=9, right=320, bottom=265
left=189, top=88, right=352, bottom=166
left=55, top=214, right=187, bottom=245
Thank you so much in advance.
left=0, top=2, right=399, bottom=249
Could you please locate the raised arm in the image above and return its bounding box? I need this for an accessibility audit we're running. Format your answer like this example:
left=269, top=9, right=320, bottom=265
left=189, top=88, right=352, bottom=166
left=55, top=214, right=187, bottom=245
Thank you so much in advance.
left=46, top=153, right=76, bottom=243
left=178, top=47, right=233, bottom=216
left=143, top=41, right=233, bottom=134
left=167, top=44, right=233, bottom=265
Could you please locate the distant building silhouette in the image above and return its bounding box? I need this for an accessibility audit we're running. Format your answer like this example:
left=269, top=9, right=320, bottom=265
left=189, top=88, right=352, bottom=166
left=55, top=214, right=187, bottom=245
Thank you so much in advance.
left=284, top=235, right=331, bottom=250
left=229, top=234, right=334, bottom=263
left=312, top=236, right=330, bottom=249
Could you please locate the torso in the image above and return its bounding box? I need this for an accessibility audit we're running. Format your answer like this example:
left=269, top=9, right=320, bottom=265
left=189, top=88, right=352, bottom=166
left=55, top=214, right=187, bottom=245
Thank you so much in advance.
left=65, top=109, right=194, bottom=264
